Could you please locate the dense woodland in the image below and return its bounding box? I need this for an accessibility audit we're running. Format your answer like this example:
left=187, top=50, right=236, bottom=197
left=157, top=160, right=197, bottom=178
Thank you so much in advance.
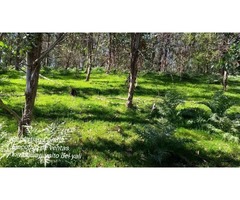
left=0, top=33, right=240, bottom=167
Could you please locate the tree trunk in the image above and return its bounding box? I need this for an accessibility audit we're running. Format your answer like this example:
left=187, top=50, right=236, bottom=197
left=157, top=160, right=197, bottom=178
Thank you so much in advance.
left=107, top=33, right=113, bottom=73
left=126, top=33, right=142, bottom=108
left=222, top=68, right=228, bottom=91
left=45, top=34, right=51, bottom=67
left=65, top=56, right=71, bottom=70
left=86, top=33, right=93, bottom=81
left=18, top=34, right=42, bottom=136
left=15, top=33, right=21, bottom=71
left=160, top=49, right=167, bottom=72
left=18, top=33, right=64, bottom=136
left=15, top=47, right=20, bottom=71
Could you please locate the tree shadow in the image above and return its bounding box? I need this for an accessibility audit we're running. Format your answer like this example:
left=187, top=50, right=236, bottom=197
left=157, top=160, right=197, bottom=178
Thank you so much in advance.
left=33, top=103, right=148, bottom=125
left=81, top=137, right=149, bottom=167
left=39, top=84, right=126, bottom=97
left=80, top=125, right=240, bottom=167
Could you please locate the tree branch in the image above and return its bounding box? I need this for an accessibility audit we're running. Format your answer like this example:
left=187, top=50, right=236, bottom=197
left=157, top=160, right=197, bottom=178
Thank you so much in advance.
left=33, top=33, right=65, bottom=65
left=0, top=98, right=21, bottom=122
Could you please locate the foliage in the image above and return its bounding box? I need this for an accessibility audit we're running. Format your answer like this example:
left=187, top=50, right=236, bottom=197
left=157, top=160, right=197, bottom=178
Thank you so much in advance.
left=136, top=118, right=175, bottom=165
left=1, top=69, right=240, bottom=167
left=138, top=91, right=186, bottom=165
left=203, top=91, right=233, bottom=116
left=217, top=34, right=240, bottom=72
left=222, top=132, right=239, bottom=144
left=200, top=91, right=240, bottom=140
left=0, top=123, right=82, bottom=167
left=154, top=91, right=185, bottom=122
left=178, top=107, right=209, bottom=129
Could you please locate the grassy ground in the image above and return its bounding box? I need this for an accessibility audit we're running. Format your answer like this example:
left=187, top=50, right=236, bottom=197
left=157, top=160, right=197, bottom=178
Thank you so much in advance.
left=0, top=68, right=240, bottom=167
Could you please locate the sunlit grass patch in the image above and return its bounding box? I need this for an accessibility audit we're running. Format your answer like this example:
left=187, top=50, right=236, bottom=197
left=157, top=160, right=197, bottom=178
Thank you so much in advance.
left=1, top=69, right=240, bottom=167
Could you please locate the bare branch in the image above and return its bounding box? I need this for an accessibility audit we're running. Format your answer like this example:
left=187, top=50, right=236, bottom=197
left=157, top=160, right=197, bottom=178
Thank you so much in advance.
left=33, top=33, right=65, bottom=65
left=0, top=98, right=21, bottom=122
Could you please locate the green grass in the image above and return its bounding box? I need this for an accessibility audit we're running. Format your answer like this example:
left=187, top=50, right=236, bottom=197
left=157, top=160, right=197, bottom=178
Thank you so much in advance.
left=0, top=69, right=240, bottom=167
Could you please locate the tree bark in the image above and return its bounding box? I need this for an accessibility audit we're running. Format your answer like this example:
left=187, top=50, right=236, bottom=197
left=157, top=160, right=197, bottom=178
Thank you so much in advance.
left=107, top=33, right=113, bottom=73
left=15, top=33, right=21, bottom=71
left=222, top=68, right=228, bottom=91
left=126, top=33, right=142, bottom=108
left=18, top=34, right=43, bottom=136
left=86, top=33, right=93, bottom=81
left=45, top=34, right=51, bottom=67
left=18, top=33, right=64, bottom=136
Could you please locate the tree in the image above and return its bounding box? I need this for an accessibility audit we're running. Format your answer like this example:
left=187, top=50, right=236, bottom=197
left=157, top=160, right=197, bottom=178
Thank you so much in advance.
left=86, top=33, right=93, bottom=81
left=14, top=33, right=21, bottom=71
left=18, top=33, right=65, bottom=136
left=126, top=33, right=142, bottom=108
left=218, top=33, right=240, bottom=91
left=107, top=33, right=114, bottom=73
left=18, top=33, right=43, bottom=136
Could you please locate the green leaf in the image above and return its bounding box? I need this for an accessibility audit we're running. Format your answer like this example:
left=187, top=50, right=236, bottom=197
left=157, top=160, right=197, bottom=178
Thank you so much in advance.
left=0, top=41, right=4, bottom=47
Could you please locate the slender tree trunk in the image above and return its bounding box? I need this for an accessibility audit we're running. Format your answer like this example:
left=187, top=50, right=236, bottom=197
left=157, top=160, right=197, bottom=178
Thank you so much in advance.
left=65, top=37, right=76, bottom=70
left=45, top=34, right=51, bottom=67
left=18, top=33, right=64, bottom=136
left=222, top=68, right=228, bottom=91
left=107, top=33, right=113, bottom=73
left=86, top=33, right=93, bottom=81
left=18, top=34, right=42, bottom=136
left=160, top=49, right=167, bottom=72
left=126, top=33, right=142, bottom=108
left=65, top=56, right=71, bottom=70
left=15, top=47, right=20, bottom=71
left=15, top=33, right=21, bottom=71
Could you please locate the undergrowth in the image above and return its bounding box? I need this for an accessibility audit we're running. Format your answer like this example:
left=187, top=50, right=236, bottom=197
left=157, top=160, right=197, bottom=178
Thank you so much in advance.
left=1, top=69, right=240, bottom=167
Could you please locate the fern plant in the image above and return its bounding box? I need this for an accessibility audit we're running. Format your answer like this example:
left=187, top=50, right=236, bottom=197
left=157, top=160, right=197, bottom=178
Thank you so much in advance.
left=156, top=91, right=185, bottom=123
left=136, top=118, right=175, bottom=165
left=137, top=91, right=185, bottom=165
left=203, top=91, right=233, bottom=117
left=202, top=91, right=240, bottom=139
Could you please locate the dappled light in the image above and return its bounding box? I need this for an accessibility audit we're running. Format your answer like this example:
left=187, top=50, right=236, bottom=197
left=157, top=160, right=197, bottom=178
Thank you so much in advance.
left=0, top=33, right=240, bottom=167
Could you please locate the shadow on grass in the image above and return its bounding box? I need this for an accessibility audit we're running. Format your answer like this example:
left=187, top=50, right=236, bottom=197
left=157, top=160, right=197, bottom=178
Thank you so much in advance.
left=39, top=84, right=126, bottom=96
left=81, top=137, right=148, bottom=167
left=0, top=70, right=25, bottom=79
left=80, top=127, right=240, bottom=167
left=33, top=103, right=148, bottom=125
